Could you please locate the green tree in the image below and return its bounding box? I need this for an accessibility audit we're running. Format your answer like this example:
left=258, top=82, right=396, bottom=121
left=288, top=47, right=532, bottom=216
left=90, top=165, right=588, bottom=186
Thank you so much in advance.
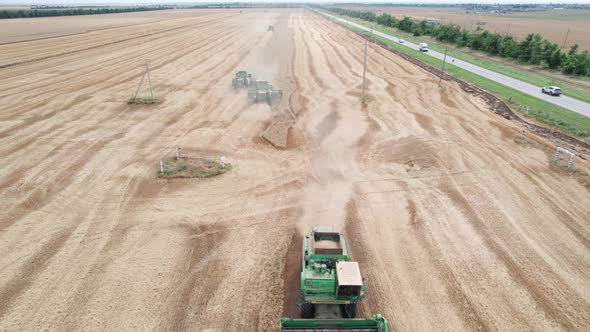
left=397, top=16, right=414, bottom=32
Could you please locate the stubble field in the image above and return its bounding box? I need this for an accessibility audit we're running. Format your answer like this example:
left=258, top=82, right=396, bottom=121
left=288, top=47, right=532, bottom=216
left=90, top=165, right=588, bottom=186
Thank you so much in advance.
left=1, top=8, right=590, bottom=331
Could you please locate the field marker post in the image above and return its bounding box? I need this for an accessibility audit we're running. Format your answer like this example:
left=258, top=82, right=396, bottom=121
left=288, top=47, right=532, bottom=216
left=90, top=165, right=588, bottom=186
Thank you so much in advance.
left=220, top=156, right=226, bottom=169
left=439, top=49, right=448, bottom=86
left=554, top=148, right=561, bottom=161
left=175, top=146, right=179, bottom=160
left=554, top=146, right=575, bottom=170
left=160, top=160, right=164, bottom=174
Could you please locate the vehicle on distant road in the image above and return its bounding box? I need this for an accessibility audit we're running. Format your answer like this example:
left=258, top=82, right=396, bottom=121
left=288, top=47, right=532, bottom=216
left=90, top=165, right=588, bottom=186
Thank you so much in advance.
left=418, top=42, right=428, bottom=52
left=399, top=39, right=404, bottom=43
left=542, top=86, right=562, bottom=96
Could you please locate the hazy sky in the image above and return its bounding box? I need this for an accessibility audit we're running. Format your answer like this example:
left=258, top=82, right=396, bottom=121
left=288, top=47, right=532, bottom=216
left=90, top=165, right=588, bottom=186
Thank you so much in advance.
left=2, top=0, right=590, bottom=4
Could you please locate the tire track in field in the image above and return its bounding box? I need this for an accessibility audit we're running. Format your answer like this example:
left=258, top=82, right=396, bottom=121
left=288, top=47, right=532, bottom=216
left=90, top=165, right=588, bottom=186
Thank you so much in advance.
left=0, top=131, right=125, bottom=233
left=0, top=13, right=241, bottom=69
left=440, top=179, right=585, bottom=330
left=304, top=19, right=350, bottom=84
left=408, top=197, right=490, bottom=331
left=0, top=224, right=77, bottom=319
left=0, top=16, right=240, bottom=112
left=0, top=10, right=256, bottom=181
left=154, top=224, right=227, bottom=331
left=0, top=13, right=219, bottom=46
left=295, top=16, right=327, bottom=90
left=19, top=14, right=270, bottom=328
left=0, top=14, right=235, bottom=103
left=344, top=198, right=417, bottom=331
left=0, top=17, right=249, bottom=144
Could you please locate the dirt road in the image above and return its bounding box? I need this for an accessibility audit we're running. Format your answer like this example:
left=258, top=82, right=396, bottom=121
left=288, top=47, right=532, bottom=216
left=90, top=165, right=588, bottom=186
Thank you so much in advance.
left=1, top=9, right=589, bottom=331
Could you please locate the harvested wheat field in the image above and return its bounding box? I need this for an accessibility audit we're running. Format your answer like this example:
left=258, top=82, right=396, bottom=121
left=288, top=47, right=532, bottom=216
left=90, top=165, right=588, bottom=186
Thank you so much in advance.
left=1, top=8, right=590, bottom=332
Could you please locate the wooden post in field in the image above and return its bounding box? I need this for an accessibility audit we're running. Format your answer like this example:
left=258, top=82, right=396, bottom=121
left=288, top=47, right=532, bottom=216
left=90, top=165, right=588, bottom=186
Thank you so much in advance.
left=439, top=49, right=448, bottom=86
left=175, top=146, right=179, bottom=160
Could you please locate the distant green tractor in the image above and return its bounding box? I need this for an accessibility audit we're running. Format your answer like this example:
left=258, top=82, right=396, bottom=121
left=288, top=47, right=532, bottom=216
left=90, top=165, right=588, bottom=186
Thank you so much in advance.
left=278, top=227, right=389, bottom=331
left=247, top=80, right=283, bottom=105
left=232, top=71, right=252, bottom=89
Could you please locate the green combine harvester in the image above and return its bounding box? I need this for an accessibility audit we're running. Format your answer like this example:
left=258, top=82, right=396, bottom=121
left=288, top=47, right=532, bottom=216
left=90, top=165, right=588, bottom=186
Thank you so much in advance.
left=247, top=80, right=283, bottom=105
left=279, top=227, right=389, bottom=332
left=232, top=70, right=252, bottom=89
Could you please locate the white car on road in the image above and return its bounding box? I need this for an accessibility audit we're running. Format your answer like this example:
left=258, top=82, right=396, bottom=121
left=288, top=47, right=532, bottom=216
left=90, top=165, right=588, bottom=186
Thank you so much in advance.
left=542, top=86, right=562, bottom=96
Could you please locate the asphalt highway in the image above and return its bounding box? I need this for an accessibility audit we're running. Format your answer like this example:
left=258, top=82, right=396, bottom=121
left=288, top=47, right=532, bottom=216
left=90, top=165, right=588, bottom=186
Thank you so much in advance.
left=319, top=11, right=590, bottom=118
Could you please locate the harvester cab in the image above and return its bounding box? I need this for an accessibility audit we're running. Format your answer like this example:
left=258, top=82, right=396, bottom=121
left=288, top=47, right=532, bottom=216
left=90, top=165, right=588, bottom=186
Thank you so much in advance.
left=336, top=261, right=363, bottom=300
left=232, top=70, right=252, bottom=89
left=247, top=80, right=283, bottom=105
left=279, top=227, right=388, bottom=331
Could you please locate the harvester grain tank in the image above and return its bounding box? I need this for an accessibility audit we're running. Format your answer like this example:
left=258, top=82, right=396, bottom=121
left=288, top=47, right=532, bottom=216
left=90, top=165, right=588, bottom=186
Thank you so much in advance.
left=232, top=71, right=252, bottom=89
left=247, top=80, right=283, bottom=105
left=279, top=227, right=389, bottom=331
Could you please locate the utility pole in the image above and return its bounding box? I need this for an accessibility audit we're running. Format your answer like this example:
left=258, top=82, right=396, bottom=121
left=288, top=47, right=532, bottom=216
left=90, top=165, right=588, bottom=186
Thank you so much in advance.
left=132, top=60, right=153, bottom=101
left=562, top=28, right=570, bottom=49
left=133, top=67, right=146, bottom=100
left=362, top=37, right=368, bottom=100
left=439, top=49, right=448, bottom=86
left=146, top=62, right=154, bottom=99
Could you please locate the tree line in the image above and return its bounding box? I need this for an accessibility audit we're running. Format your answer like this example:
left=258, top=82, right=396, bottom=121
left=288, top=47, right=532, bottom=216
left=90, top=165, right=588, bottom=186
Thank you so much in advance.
left=327, top=7, right=590, bottom=77
left=0, top=7, right=170, bottom=19
left=191, top=3, right=301, bottom=8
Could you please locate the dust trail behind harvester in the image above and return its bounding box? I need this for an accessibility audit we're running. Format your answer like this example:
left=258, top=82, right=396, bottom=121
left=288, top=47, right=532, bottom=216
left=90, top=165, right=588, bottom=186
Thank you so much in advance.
left=296, top=100, right=368, bottom=236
